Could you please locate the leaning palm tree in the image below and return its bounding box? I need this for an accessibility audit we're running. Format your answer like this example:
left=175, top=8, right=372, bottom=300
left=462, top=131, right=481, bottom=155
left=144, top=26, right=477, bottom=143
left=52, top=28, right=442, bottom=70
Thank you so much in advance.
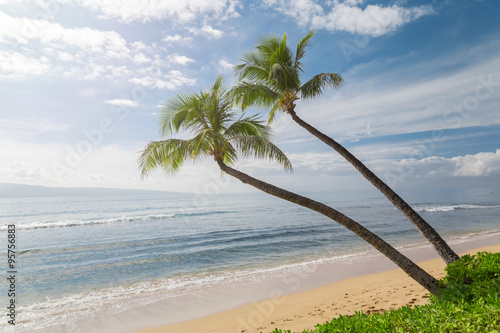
left=139, top=76, right=441, bottom=296
left=232, top=31, right=460, bottom=265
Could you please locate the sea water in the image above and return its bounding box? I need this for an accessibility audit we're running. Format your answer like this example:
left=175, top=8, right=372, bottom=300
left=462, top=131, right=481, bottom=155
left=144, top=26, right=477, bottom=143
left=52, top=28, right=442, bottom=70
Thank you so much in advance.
left=0, top=188, right=499, bottom=332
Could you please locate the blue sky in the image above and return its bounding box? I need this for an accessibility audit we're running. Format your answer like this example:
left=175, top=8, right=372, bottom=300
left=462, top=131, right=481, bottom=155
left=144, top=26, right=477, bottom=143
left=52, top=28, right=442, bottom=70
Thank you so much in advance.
left=1, top=0, right=499, bottom=194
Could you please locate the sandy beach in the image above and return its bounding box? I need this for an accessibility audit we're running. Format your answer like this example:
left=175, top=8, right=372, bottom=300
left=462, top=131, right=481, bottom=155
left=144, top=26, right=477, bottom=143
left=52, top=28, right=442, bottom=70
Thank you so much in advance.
left=136, top=244, right=500, bottom=333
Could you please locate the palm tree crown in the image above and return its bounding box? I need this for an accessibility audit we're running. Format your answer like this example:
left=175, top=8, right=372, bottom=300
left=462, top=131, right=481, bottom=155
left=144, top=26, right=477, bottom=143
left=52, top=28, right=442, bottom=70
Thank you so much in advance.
left=232, top=30, right=344, bottom=122
left=233, top=31, right=460, bottom=265
left=138, top=76, right=441, bottom=296
left=139, top=76, right=292, bottom=176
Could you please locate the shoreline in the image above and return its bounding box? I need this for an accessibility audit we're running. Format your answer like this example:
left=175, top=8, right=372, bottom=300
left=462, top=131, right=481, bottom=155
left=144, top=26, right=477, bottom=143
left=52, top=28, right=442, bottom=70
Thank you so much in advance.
left=136, top=243, right=500, bottom=333
left=26, top=233, right=500, bottom=333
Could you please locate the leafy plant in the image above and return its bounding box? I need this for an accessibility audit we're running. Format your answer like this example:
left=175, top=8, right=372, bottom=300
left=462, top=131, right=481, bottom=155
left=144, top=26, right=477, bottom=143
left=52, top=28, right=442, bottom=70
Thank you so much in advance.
left=264, top=252, right=500, bottom=333
left=435, top=251, right=500, bottom=303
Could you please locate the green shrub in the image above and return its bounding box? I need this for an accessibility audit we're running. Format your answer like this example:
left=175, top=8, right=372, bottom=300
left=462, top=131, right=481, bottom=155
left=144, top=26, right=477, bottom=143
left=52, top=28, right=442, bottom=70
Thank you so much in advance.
left=264, top=252, right=500, bottom=333
left=435, top=251, right=500, bottom=303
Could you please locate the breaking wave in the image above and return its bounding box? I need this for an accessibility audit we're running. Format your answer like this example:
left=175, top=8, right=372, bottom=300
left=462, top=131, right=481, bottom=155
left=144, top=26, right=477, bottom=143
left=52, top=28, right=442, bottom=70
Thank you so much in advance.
left=415, top=204, right=500, bottom=212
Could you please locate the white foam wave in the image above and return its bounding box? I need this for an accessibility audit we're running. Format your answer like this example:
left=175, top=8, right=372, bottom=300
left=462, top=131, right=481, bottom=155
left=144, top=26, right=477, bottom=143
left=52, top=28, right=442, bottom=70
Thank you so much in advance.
left=3, top=251, right=373, bottom=332
left=415, top=204, right=500, bottom=212
left=451, top=229, right=500, bottom=243
left=0, top=214, right=174, bottom=231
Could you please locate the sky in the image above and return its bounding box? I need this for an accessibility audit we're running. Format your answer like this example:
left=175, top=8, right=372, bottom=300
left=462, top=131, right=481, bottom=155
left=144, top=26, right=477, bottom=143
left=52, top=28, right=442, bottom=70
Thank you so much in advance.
left=1, top=0, right=500, bottom=195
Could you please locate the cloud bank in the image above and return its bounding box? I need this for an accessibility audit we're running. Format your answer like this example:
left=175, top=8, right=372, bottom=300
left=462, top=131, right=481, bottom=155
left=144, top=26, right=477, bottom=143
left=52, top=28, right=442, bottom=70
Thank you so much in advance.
left=262, top=0, right=434, bottom=37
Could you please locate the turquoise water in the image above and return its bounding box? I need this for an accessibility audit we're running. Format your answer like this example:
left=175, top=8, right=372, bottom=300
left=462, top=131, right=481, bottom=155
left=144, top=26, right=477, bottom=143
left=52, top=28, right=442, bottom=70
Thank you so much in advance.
left=0, top=188, right=499, bottom=331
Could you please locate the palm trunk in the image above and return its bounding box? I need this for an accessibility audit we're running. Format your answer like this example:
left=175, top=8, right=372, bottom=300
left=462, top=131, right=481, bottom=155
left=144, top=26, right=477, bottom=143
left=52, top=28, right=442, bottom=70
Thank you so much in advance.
left=215, top=157, right=441, bottom=296
left=287, top=108, right=460, bottom=265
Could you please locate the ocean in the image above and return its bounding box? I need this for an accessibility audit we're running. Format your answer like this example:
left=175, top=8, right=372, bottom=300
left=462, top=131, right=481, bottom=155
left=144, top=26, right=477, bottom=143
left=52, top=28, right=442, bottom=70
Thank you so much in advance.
left=1, top=188, right=499, bottom=332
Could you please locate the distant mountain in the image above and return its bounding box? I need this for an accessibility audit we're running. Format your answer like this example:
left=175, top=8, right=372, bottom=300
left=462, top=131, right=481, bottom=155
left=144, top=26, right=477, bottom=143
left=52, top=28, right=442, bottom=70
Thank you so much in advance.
left=0, top=183, right=176, bottom=198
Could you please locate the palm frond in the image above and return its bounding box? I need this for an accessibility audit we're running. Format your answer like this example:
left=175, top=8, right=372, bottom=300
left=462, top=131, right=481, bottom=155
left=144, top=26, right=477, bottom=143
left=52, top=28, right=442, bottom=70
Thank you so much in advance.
left=160, top=91, right=209, bottom=136
left=141, top=76, right=292, bottom=179
left=159, top=92, right=192, bottom=135
left=138, top=139, right=192, bottom=176
left=295, top=30, right=315, bottom=71
left=230, top=135, right=293, bottom=172
left=188, top=130, right=215, bottom=157
left=267, top=104, right=280, bottom=124
left=234, top=31, right=344, bottom=121
left=230, top=82, right=279, bottom=110
left=221, top=141, right=239, bottom=165
left=300, top=73, right=344, bottom=99
left=224, top=114, right=271, bottom=139
left=235, top=51, right=269, bottom=82
left=256, top=33, right=283, bottom=61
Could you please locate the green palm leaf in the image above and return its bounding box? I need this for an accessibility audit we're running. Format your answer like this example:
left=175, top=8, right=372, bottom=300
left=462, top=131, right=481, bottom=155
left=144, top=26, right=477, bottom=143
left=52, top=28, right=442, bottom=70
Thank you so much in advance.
left=138, top=139, right=192, bottom=176
left=230, top=135, right=292, bottom=172
left=234, top=30, right=343, bottom=121
left=140, top=76, right=293, bottom=175
left=295, top=30, right=315, bottom=72
left=231, top=82, right=279, bottom=110
left=301, top=73, right=344, bottom=99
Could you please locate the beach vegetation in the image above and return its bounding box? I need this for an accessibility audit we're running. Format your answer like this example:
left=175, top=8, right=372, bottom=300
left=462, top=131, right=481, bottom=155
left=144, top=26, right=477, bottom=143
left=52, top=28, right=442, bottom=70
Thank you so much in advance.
left=267, top=251, right=500, bottom=333
left=139, top=76, right=441, bottom=296
left=232, top=31, right=460, bottom=265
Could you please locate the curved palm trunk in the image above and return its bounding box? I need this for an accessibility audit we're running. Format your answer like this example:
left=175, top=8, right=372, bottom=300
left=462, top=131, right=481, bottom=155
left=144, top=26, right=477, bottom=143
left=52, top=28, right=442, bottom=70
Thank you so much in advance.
left=287, top=109, right=460, bottom=265
left=215, top=157, right=441, bottom=296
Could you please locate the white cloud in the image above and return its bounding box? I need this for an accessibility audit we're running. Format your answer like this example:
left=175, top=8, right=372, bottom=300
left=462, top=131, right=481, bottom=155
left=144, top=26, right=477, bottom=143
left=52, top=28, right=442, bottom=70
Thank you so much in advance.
left=59, top=0, right=241, bottom=23
left=449, top=150, right=500, bottom=177
left=390, top=150, right=500, bottom=179
left=132, top=53, right=151, bottom=64
left=0, top=12, right=129, bottom=56
left=188, top=24, right=225, bottom=39
left=0, top=12, right=197, bottom=89
left=57, top=51, right=73, bottom=61
left=162, top=34, right=193, bottom=45
left=104, top=99, right=139, bottom=107
left=129, top=70, right=196, bottom=90
left=218, top=59, right=234, bottom=72
left=0, top=51, right=51, bottom=79
left=169, top=54, right=195, bottom=65
left=263, top=0, right=434, bottom=37
left=200, top=24, right=224, bottom=38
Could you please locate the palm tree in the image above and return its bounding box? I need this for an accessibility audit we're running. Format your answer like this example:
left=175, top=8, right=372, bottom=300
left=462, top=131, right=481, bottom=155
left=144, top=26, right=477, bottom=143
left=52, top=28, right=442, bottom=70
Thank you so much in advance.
left=232, top=31, right=460, bottom=265
left=138, top=76, right=441, bottom=296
